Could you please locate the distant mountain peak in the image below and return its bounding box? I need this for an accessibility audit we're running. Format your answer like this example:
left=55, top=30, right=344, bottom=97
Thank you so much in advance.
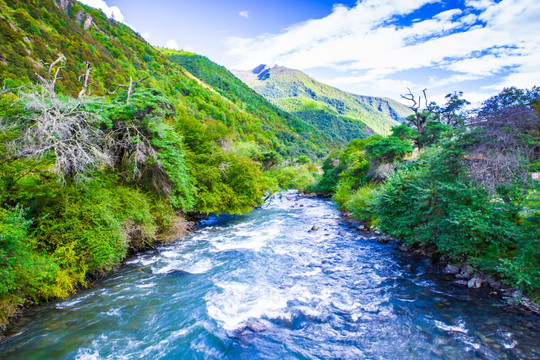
left=252, top=64, right=269, bottom=74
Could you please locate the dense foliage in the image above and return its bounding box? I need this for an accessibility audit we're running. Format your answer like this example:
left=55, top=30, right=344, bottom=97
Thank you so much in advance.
left=164, top=51, right=332, bottom=156
left=0, top=0, right=342, bottom=329
left=0, top=0, right=329, bottom=160
left=315, top=87, right=540, bottom=300
left=232, top=65, right=409, bottom=143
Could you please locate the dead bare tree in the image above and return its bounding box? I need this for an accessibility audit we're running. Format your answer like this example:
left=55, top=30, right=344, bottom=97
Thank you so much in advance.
left=401, top=88, right=437, bottom=149
left=14, top=91, right=110, bottom=183
left=35, top=55, right=66, bottom=99
left=78, top=61, right=92, bottom=99
left=108, top=75, right=150, bottom=104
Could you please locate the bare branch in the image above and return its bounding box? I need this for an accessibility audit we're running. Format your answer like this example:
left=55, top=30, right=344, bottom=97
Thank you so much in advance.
left=35, top=55, right=66, bottom=99
left=13, top=93, right=110, bottom=182
left=78, top=62, right=92, bottom=99
left=47, top=55, right=65, bottom=82
left=422, top=88, right=428, bottom=109
left=400, top=88, right=419, bottom=111
left=108, top=75, right=150, bottom=104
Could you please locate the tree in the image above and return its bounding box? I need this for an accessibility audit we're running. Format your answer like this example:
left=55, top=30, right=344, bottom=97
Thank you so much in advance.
left=390, top=123, right=418, bottom=141
left=463, top=87, right=540, bottom=196
left=364, top=136, right=413, bottom=163
left=436, top=91, right=470, bottom=127
left=11, top=91, right=109, bottom=182
left=400, top=88, right=436, bottom=149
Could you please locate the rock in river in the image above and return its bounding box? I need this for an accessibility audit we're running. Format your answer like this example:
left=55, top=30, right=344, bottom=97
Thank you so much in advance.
left=468, top=276, right=483, bottom=288
left=453, top=280, right=468, bottom=287
left=443, top=264, right=460, bottom=275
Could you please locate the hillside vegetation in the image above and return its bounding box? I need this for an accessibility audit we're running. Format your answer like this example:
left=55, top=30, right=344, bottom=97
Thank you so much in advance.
left=232, top=65, right=411, bottom=143
left=313, top=88, right=540, bottom=302
left=0, top=0, right=335, bottom=329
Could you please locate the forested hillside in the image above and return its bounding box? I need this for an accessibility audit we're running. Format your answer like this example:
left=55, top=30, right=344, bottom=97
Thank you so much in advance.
left=0, top=0, right=331, bottom=158
left=232, top=65, right=411, bottom=144
left=0, top=0, right=335, bottom=329
left=312, top=87, right=540, bottom=303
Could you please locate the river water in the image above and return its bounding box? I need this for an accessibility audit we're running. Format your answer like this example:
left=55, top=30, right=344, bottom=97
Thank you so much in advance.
left=0, top=191, right=538, bottom=359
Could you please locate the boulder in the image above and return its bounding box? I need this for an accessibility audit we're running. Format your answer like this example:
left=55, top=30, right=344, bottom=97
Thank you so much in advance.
left=467, top=276, right=483, bottom=288
left=357, top=225, right=365, bottom=231
left=453, top=280, right=468, bottom=287
left=374, top=230, right=381, bottom=236
left=486, top=277, right=502, bottom=289
left=310, top=225, right=319, bottom=231
left=245, top=319, right=272, bottom=333
left=399, top=245, right=410, bottom=252
left=377, top=236, right=391, bottom=244
left=404, top=264, right=414, bottom=273
left=443, top=264, right=460, bottom=275
left=413, top=249, right=426, bottom=256
left=460, top=264, right=475, bottom=278
left=455, top=273, right=471, bottom=280
left=512, top=290, right=523, bottom=299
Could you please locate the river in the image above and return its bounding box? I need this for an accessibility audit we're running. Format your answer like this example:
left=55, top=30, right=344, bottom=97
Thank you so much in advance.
left=0, top=191, right=538, bottom=359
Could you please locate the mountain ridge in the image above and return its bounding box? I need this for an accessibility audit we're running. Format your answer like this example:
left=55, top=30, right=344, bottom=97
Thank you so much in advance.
left=232, top=64, right=412, bottom=143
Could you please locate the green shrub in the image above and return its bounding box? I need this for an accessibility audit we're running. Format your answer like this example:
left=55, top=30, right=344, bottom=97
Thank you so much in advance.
left=364, top=136, right=413, bottom=163
left=371, top=147, right=539, bottom=293
left=0, top=206, right=60, bottom=325
left=333, top=177, right=354, bottom=208
left=277, top=164, right=318, bottom=192
left=347, top=185, right=376, bottom=222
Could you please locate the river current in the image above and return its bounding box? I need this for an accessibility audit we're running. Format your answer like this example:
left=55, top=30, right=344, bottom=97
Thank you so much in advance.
left=0, top=191, right=538, bottom=359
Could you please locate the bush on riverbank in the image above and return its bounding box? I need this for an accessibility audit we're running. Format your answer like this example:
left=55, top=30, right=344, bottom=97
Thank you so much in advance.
left=316, top=87, right=540, bottom=300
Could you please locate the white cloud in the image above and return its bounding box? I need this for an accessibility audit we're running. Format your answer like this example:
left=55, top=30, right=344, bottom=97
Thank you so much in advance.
left=434, top=9, right=462, bottom=21
left=79, top=0, right=125, bottom=23
left=239, top=11, right=250, bottom=19
left=141, top=32, right=151, bottom=41
left=225, top=0, right=540, bottom=102
left=165, top=39, right=179, bottom=50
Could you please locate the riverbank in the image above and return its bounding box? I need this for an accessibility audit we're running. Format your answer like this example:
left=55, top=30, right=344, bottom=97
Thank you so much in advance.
left=336, top=208, right=540, bottom=317
left=0, top=217, right=196, bottom=340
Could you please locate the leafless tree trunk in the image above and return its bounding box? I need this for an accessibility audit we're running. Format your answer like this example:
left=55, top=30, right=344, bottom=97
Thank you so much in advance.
left=400, top=88, right=435, bottom=149
left=108, top=75, right=150, bottom=104
left=35, top=55, right=66, bottom=99
left=78, top=62, right=91, bottom=99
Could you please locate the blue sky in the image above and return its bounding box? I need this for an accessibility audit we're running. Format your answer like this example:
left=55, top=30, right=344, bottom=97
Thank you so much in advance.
left=80, top=0, right=539, bottom=105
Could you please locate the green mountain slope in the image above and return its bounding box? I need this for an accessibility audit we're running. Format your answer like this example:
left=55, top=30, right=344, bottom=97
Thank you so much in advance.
left=0, top=0, right=329, bottom=158
left=163, top=50, right=337, bottom=151
left=232, top=65, right=412, bottom=143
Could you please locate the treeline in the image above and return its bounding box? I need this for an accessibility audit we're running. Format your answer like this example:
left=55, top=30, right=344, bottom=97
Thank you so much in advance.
left=310, top=87, right=540, bottom=299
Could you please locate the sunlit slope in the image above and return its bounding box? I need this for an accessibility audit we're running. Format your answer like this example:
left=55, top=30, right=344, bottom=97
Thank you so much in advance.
left=0, top=0, right=329, bottom=157
left=233, top=65, right=412, bottom=143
